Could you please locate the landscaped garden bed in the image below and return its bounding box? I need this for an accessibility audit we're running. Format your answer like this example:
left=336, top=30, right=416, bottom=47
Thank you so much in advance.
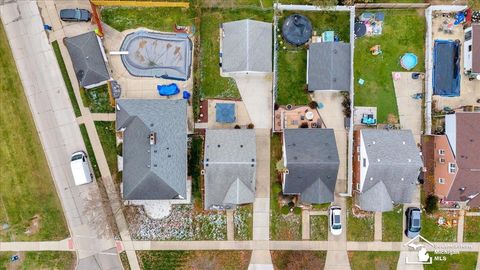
left=80, top=85, right=114, bottom=113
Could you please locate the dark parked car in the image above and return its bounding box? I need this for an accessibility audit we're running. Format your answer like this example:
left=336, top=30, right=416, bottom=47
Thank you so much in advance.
left=405, top=207, right=421, bottom=238
left=59, top=9, right=91, bottom=22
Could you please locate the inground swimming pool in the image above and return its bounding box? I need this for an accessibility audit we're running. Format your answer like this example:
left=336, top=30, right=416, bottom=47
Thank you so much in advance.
left=120, top=31, right=192, bottom=81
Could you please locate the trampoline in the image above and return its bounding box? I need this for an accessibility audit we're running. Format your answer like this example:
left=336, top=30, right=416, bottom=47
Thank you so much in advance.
left=354, top=22, right=366, bottom=38
left=433, top=40, right=460, bottom=97
left=120, top=31, right=192, bottom=81
left=400, top=53, right=418, bottom=70
left=282, top=14, right=312, bottom=46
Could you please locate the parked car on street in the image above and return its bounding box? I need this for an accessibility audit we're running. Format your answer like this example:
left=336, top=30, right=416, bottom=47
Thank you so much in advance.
left=329, top=206, right=342, bottom=236
left=70, top=151, right=93, bottom=186
left=59, top=8, right=91, bottom=22
left=405, top=207, right=422, bottom=238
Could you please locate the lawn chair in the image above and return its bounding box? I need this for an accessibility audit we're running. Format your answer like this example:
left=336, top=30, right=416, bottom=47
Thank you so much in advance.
left=361, top=114, right=377, bottom=126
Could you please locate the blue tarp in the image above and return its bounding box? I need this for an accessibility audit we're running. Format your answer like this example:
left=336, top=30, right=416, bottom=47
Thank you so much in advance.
left=433, top=40, right=460, bottom=97
left=216, top=103, right=235, bottom=123
left=157, top=83, right=180, bottom=96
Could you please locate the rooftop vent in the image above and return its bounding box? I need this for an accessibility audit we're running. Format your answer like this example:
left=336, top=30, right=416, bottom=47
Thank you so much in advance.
left=402, top=141, right=406, bottom=145
left=372, top=141, right=376, bottom=144
left=149, top=132, right=157, bottom=145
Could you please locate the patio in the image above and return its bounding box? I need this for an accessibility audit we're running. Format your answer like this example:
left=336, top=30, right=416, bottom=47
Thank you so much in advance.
left=202, top=99, right=251, bottom=129
left=274, top=105, right=324, bottom=132
left=353, top=106, right=377, bottom=127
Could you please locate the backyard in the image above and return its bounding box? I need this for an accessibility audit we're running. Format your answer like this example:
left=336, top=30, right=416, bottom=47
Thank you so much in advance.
left=80, top=85, right=115, bottom=113
left=354, top=10, right=425, bottom=123
left=424, top=252, right=478, bottom=270
left=348, top=251, right=399, bottom=270
left=271, top=250, right=326, bottom=270
left=382, top=205, right=403, bottom=242
left=0, top=252, right=75, bottom=270
left=137, top=250, right=251, bottom=270
left=270, top=134, right=302, bottom=240
left=346, top=198, right=374, bottom=241
left=277, top=10, right=350, bottom=105
left=199, top=8, right=272, bottom=98
left=101, top=7, right=195, bottom=32
left=0, top=24, right=69, bottom=242
left=463, top=216, right=480, bottom=242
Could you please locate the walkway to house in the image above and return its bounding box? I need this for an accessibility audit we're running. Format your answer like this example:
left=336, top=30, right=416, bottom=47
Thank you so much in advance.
left=374, top=212, right=382, bottom=241
left=227, top=210, right=234, bottom=241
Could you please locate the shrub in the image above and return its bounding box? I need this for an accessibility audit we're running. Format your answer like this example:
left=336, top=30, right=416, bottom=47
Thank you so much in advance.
left=300, top=122, right=309, bottom=128
left=234, top=125, right=241, bottom=129
left=247, top=123, right=254, bottom=129
left=425, top=194, right=439, bottom=214
left=293, top=207, right=302, bottom=215
left=281, top=205, right=290, bottom=215
left=272, top=182, right=282, bottom=195
left=274, top=103, right=280, bottom=110
left=308, top=101, right=318, bottom=109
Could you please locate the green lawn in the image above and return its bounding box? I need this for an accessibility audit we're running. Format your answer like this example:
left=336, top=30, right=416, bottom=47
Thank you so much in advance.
left=354, top=10, right=425, bottom=123
left=94, top=121, right=119, bottom=183
left=80, top=85, right=114, bottom=113
left=200, top=8, right=272, bottom=98
left=188, top=136, right=203, bottom=206
left=101, top=7, right=195, bottom=32
left=270, top=134, right=302, bottom=240
left=52, top=41, right=81, bottom=117
left=234, top=205, right=253, bottom=240
left=277, top=10, right=350, bottom=105
left=0, top=251, right=75, bottom=270
left=424, top=252, right=478, bottom=270
left=382, top=204, right=403, bottom=242
left=421, top=213, right=457, bottom=242
left=348, top=251, right=399, bottom=270
left=137, top=250, right=251, bottom=270
left=120, top=251, right=131, bottom=270
left=271, top=251, right=326, bottom=270
left=346, top=198, right=374, bottom=241
left=463, top=216, right=480, bottom=242
left=310, top=215, right=328, bottom=240
left=79, top=124, right=101, bottom=179
left=0, top=24, right=69, bottom=242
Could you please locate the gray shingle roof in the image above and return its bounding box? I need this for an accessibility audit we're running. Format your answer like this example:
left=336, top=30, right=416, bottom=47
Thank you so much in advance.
left=64, top=31, right=110, bottom=88
left=307, top=42, right=351, bottom=91
left=116, top=99, right=187, bottom=200
left=283, top=128, right=339, bottom=204
left=221, top=19, right=272, bottom=73
left=204, top=129, right=256, bottom=210
left=358, top=129, right=423, bottom=211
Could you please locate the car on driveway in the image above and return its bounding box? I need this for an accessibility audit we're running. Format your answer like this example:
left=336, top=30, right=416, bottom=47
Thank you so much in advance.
left=329, top=206, right=342, bottom=236
left=59, top=8, right=91, bottom=22
left=405, top=207, right=421, bottom=238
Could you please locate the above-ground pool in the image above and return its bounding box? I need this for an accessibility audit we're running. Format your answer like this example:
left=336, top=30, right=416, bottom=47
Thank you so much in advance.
left=120, top=31, right=192, bottom=81
left=433, top=40, right=460, bottom=97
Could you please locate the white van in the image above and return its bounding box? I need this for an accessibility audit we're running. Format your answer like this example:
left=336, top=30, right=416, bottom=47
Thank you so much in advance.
left=70, top=151, right=93, bottom=186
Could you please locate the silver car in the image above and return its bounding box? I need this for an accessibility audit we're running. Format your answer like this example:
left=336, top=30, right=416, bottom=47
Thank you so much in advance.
left=329, top=206, right=342, bottom=236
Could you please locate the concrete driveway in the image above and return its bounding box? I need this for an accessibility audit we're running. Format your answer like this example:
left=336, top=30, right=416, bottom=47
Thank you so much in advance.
left=231, top=74, right=273, bottom=129
left=393, top=72, right=423, bottom=143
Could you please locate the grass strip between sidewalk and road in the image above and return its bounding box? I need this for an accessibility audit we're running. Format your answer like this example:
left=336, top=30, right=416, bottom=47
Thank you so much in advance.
left=52, top=40, right=81, bottom=117
left=79, top=124, right=101, bottom=179
left=0, top=24, right=69, bottom=241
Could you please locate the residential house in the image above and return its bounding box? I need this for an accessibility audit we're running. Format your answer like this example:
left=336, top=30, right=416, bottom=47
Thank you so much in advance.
left=203, top=129, right=256, bottom=210
left=307, top=42, right=351, bottom=92
left=282, top=128, right=339, bottom=204
left=64, top=31, right=110, bottom=89
left=353, top=129, right=423, bottom=212
left=116, top=99, right=188, bottom=200
left=424, top=112, right=480, bottom=207
left=220, top=19, right=272, bottom=74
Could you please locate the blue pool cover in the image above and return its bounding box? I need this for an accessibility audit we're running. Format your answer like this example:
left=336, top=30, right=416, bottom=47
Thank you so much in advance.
left=216, top=103, right=235, bottom=123
left=157, top=83, right=180, bottom=96
left=433, top=40, right=460, bottom=97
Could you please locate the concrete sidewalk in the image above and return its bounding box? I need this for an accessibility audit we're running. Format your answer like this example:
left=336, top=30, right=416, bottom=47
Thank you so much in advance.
left=0, top=1, right=122, bottom=269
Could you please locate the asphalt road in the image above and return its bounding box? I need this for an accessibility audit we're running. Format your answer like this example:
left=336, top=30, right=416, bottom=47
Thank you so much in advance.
left=0, top=1, right=121, bottom=269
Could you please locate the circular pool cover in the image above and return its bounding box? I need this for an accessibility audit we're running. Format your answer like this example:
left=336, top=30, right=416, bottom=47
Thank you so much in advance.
left=282, top=14, right=312, bottom=46
left=120, top=31, right=192, bottom=81
left=400, top=53, right=418, bottom=70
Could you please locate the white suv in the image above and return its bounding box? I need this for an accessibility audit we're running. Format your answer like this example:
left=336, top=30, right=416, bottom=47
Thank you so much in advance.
left=329, top=206, right=342, bottom=236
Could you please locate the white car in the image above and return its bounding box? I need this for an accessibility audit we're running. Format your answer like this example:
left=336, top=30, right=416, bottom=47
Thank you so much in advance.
left=329, top=206, right=342, bottom=236
left=70, top=151, right=93, bottom=186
